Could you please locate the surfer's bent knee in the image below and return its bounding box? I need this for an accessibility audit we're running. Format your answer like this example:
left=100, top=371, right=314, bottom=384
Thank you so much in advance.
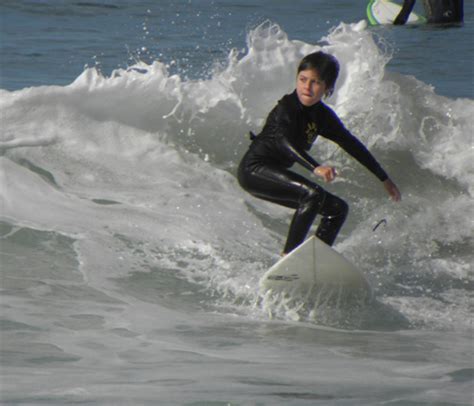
left=299, top=183, right=326, bottom=213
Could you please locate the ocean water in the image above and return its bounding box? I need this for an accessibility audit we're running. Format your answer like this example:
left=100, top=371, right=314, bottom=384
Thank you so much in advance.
left=1, top=1, right=473, bottom=405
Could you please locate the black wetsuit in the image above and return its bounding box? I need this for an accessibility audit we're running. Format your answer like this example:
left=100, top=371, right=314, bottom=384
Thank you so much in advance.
left=394, top=0, right=463, bottom=24
left=238, top=91, right=388, bottom=253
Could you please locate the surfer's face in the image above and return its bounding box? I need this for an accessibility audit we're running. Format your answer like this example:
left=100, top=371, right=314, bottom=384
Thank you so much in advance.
left=296, top=69, right=328, bottom=107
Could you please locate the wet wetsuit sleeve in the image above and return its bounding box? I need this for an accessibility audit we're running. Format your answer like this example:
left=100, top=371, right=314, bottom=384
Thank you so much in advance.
left=322, top=109, right=388, bottom=181
left=394, top=0, right=416, bottom=24
left=277, top=135, right=320, bottom=171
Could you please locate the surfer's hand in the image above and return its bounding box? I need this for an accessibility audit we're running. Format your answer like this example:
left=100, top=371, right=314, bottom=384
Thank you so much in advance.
left=314, top=166, right=336, bottom=183
left=384, top=178, right=401, bottom=202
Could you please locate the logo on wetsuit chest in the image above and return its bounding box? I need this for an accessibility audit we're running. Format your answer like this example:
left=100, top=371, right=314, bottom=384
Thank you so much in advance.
left=305, top=122, right=318, bottom=144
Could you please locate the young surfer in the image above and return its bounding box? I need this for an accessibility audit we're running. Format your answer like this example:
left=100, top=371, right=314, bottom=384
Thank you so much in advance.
left=394, top=0, right=464, bottom=25
left=237, top=51, right=401, bottom=255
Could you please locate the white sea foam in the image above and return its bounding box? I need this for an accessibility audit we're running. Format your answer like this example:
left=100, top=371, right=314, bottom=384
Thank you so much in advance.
left=1, top=21, right=472, bottom=331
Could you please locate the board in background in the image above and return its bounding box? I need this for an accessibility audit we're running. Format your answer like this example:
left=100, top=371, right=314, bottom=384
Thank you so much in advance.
left=367, top=0, right=426, bottom=25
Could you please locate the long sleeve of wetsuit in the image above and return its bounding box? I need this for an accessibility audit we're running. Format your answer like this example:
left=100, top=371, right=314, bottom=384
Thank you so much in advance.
left=277, top=135, right=320, bottom=172
left=394, top=0, right=416, bottom=24
left=322, top=109, right=388, bottom=181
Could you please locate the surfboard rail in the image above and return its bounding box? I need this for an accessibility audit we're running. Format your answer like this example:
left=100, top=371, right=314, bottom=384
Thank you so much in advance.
left=367, top=0, right=380, bottom=26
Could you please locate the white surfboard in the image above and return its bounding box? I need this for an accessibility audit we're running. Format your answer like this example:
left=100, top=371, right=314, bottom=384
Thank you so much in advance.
left=367, top=0, right=425, bottom=25
left=259, top=236, right=372, bottom=301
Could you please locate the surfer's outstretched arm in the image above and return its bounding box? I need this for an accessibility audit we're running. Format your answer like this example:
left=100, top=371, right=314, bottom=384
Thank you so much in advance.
left=394, top=0, right=416, bottom=25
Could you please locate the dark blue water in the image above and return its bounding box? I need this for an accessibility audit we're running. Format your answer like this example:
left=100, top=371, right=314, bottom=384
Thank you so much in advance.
left=1, top=0, right=473, bottom=98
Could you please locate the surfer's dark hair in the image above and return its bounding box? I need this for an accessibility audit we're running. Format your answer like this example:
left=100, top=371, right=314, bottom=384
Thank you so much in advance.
left=297, top=51, right=339, bottom=95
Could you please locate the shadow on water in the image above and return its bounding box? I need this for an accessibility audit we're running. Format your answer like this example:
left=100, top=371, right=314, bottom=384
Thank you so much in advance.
left=112, top=253, right=411, bottom=332
left=109, top=233, right=411, bottom=331
left=258, top=286, right=411, bottom=331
